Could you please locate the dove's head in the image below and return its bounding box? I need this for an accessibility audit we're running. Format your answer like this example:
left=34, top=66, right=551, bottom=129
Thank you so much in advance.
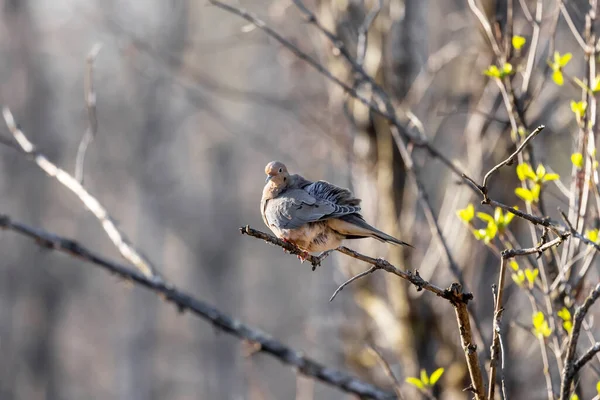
left=264, top=161, right=289, bottom=187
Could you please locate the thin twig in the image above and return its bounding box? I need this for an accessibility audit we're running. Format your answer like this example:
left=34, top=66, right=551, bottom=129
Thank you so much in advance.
left=1, top=107, right=157, bottom=278
left=467, top=0, right=503, bottom=56
left=368, top=345, right=405, bottom=400
left=560, top=283, right=600, bottom=399
left=572, top=342, right=600, bottom=375
left=488, top=258, right=508, bottom=400
left=355, top=0, right=383, bottom=66
left=521, top=0, right=543, bottom=93
left=330, top=266, right=377, bottom=302
left=481, top=125, right=545, bottom=191
left=75, top=43, right=102, bottom=184
left=559, top=2, right=591, bottom=52
left=0, top=214, right=396, bottom=400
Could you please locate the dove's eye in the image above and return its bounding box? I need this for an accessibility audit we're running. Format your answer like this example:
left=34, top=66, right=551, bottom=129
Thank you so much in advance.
left=278, top=168, right=283, bottom=173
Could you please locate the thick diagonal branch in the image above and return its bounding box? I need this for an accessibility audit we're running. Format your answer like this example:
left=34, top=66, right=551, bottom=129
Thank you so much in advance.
left=0, top=215, right=396, bottom=400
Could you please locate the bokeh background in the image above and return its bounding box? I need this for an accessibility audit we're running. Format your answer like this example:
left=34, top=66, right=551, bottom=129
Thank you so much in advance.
left=0, top=0, right=598, bottom=399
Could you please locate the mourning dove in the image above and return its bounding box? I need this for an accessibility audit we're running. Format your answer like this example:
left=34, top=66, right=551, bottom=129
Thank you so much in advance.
left=261, top=161, right=411, bottom=258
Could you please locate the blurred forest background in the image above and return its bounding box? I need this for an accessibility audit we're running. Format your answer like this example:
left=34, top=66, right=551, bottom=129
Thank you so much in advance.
left=0, top=0, right=598, bottom=399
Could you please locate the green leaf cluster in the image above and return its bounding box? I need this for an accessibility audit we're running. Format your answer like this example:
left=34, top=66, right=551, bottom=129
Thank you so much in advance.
left=557, top=307, right=573, bottom=334
left=510, top=260, right=538, bottom=289
left=457, top=205, right=515, bottom=243
left=570, top=100, right=587, bottom=124
left=406, top=368, right=444, bottom=390
left=532, top=311, right=552, bottom=338
left=484, top=63, right=513, bottom=79
left=515, top=163, right=559, bottom=204
left=550, top=51, right=572, bottom=86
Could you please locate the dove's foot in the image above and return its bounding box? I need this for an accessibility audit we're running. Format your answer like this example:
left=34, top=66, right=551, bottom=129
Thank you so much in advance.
left=297, top=250, right=310, bottom=263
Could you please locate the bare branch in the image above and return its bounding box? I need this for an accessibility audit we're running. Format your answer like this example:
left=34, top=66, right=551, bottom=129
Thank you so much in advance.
left=467, top=0, right=503, bottom=56
left=367, top=345, right=405, bottom=400
left=75, top=43, right=102, bottom=184
left=572, top=342, right=600, bottom=375
left=329, top=265, right=377, bottom=302
left=0, top=214, right=396, bottom=400
left=241, top=226, right=486, bottom=399
left=1, top=107, right=157, bottom=278
left=482, top=125, right=545, bottom=191
left=488, top=258, right=508, bottom=400
left=560, top=283, right=600, bottom=399
left=242, top=226, right=468, bottom=303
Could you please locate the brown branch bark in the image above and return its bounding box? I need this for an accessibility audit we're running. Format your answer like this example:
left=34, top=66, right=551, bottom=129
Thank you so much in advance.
left=241, top=226, right=486, bottom=399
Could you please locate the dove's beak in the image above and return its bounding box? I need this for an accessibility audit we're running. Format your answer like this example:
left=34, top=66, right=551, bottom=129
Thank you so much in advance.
left=265, top=175, right=273, bottom=183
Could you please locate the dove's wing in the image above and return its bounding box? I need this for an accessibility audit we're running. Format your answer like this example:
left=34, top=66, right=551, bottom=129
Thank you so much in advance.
left=303, top=181, right=361, bottom=206
left=265, top=186, right=361, bottom=230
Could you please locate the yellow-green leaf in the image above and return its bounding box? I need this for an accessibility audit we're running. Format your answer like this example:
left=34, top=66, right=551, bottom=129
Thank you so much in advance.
left=536, top=164, right=546, bottom=179
left=571, top=153, right=584, bottom=168
left=457, top=204, right=475, bottom=223
left=483, top=64, right=513, bottom=78
left=512, top=35, right=526, bottom=50
left=420, top=369, right=429, bottom=386
left=563, top=320, right=573, bottom=334
left=512, top=270, right=525, bottom=286
left=570, top=394, right=579, bottom=400
left=571, top=100, right=587, bottom=120
left=531, top=184, right=541, bottom=201
left=516, top=163, right=536, bottom=181
left=592, top=76, right=600, bottom=92
left=543, top=173, right=560, bottom=182
left=586, top=229, right=599, bottom=243
left=533, top=311, right=544, bottom=328
left=476, top=212, right=495, bottom=224
left=494, top=207, right=502, bottom=224
left=532, top=312, right=552, bottom=338
left=559, top=52, right=573, bottom=67
left=504, top=207, right=517, bottom=225
left=557, top=307, right=572, bottom=321
left=509, top=260, right=519, bottom=271
left=596, top=380, right=600, bottom=394
left=484, top=65, right=501, bottom=78
left=429, top=368, right=444, bottom=385
left=515, top=187, right=534, bottom=202
left=552, top=69, right=564, bottom=86
left=525, top=268, right=539, bottom=288
left=473, top=229, right=487, bottom=240
left=406, top=377, right=424, bottom=389
left=485, top=223, right=498, bottom=242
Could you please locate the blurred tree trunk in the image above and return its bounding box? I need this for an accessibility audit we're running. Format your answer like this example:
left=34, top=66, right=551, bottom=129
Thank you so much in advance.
left=314, top=0, right=422, bottom=381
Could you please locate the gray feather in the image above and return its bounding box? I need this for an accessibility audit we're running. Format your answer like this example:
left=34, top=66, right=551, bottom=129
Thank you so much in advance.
left=264, top=182, right=361, bottom=230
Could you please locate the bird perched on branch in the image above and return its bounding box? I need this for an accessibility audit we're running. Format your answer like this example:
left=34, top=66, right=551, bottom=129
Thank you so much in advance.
left=261, top=161, right=411, bottom=260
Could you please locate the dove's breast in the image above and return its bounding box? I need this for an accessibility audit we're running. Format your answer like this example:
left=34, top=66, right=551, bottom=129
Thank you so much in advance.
left=272, top=221, right=343, bottom=252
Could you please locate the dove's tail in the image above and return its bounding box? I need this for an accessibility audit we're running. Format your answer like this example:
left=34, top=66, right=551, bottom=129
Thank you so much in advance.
left=329, top=215, right=413, bottom=248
